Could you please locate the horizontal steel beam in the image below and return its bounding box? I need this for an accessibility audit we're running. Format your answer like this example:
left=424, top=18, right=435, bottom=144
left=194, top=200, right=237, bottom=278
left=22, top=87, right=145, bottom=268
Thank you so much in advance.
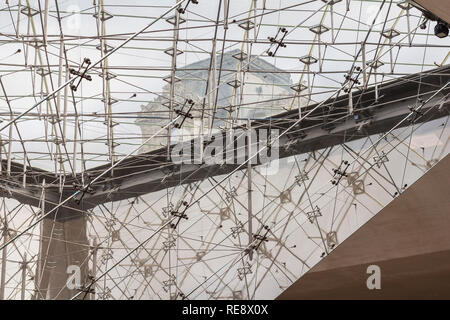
left=1, top=65, right=449, bottom=218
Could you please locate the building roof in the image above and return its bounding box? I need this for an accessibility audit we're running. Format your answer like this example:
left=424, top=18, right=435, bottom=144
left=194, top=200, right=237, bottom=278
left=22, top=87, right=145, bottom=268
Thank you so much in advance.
left=176, top=49, right=292, bottom=86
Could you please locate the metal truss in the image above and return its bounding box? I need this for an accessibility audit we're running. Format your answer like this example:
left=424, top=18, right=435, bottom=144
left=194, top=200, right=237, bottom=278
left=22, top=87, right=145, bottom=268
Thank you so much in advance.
left=0, top=0, right=449, bottom=300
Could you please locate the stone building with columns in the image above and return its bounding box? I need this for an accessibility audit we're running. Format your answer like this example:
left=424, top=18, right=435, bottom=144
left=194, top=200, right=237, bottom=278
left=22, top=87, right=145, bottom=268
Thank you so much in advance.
left=136, top=49, right=307, bottom=153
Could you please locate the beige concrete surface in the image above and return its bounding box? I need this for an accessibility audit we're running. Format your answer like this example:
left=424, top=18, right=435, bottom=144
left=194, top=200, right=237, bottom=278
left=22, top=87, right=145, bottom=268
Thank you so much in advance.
left=278, top=155, right=450, bottom=299
left=414, top=0, right=450, bottom=24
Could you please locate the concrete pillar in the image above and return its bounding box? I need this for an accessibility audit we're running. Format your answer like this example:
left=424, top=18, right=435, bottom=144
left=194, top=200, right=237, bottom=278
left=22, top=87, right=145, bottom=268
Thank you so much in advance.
left=35, top=208, right=90, bottom=300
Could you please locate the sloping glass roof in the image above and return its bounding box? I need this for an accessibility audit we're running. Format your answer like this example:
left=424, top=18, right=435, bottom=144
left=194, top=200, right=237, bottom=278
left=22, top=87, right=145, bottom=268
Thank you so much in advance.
left=0, top=0, right=448, bottom=300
